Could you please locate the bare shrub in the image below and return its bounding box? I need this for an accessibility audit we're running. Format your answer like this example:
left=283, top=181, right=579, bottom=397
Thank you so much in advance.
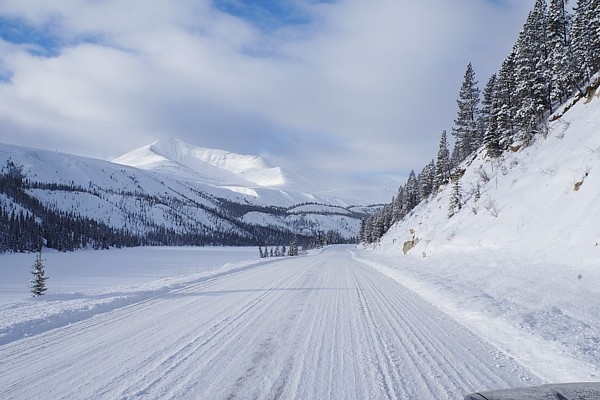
left=540, top=167, right=557, bottom=177
left=477, top=167, right=491, bottom=183
left=484, top=197, right=499, bottom=217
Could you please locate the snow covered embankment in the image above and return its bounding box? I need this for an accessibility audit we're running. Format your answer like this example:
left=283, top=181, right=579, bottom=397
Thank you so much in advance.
left=364, top=90, right=600, bottom=383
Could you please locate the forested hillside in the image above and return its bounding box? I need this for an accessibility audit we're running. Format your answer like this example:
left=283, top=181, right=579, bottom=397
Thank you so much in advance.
left=360, top=0, right=600, bottom=244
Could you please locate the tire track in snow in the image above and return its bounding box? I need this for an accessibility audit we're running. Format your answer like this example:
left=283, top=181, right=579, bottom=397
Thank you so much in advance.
left=119, top=264, right=305, bottom=399
left=349, top=253, right=540, bottom=397
left=349, top=267, right=399, bottom=399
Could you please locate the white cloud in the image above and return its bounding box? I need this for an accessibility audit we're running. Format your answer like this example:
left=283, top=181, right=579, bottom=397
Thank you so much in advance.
left=0, top=0, right=534, bottom=189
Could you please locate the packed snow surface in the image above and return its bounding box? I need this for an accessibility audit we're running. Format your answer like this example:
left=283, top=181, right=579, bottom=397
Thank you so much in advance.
left=3, top=245, right=598, bottom=399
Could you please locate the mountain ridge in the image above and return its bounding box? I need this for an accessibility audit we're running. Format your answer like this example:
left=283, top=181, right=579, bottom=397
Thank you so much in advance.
left=0, top=139, right=371, bottom=252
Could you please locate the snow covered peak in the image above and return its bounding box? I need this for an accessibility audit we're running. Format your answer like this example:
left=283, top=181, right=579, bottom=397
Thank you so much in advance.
left=113, top=137, right=287, bottom=188
left=150, top=137, right=274, bottom=176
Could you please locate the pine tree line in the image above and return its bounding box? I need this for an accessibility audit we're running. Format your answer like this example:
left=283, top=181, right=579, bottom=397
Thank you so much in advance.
left=360, top=0, right=600, bottom=244
left=258, top=229, right=348, bottom=258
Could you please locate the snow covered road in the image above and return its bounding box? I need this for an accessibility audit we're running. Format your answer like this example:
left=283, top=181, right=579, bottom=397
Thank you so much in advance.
left=1, top=246, right=539, bottom=399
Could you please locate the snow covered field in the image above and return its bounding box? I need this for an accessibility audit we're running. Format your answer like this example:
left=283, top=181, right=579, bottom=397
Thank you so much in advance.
left=1, top=245, right=599, bottom=399
left=0, top=246, right=259, bottom=304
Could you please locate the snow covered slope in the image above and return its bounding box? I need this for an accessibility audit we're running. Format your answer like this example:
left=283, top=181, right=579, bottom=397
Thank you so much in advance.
left=378, top=88, right=600, bottom=265
left=357, top=90, right=600, bottom=384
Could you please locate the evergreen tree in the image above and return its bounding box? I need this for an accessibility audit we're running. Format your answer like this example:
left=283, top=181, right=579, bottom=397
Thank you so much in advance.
left=572, top=0, right=600, bottom=81
left=435, top=130, right=451, bottom=188
left=362, top=216, right=374, bottom=243
left=370, top=209, right=385, bottom=242
left=403, top=170, right=419, bottom=211
left=478, top=74, right=496, bottom=138
left=359, top=218, right=367, bottom=243
left=452, top=62, right=481, bottom=162
left=2, top=159, right=26, bottom=189
left=450, top=144, right=462, bottom=171
left=548, top=0, right=580, bottom=102
left=495, top=50, right=519, bottom=147
left=392, top=186, right=405, bottom=223
left=514, top=12, right=545, bottom=144
left=418, top=160, right=436, bottom=200
left=288, top=236, right=299, bottom=256
left=30, top=251, right=48, bottom=297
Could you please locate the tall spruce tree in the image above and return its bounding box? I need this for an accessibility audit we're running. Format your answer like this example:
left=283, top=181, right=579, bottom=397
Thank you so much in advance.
left=288, top=236, right=299, bottom=256
left=392, top=185, right=405, bottom=223
left=548, top=0, right=580, bottom=102
left=572, top=0, right=600, bottom=81
left=495, top=50, right=519, bottom=147
left=478, top=74, right=496, bottom=138
left=483, top=75, right=503, bottom=158
left=403, top=170, right=419, bottom=211
left=435, top=130, right=451, bottom=188
left=514, top=13, right=544, bottom=144
left=452, top=62, right=481, bottom=162
left=418, top=160, right=436, bottom=200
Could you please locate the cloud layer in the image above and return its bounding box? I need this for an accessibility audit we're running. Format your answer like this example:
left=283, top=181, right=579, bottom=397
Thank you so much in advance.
left=0, top=0, right=533, bottom=193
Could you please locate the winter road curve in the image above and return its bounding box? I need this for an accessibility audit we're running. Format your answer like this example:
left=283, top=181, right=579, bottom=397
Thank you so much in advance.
left=0, top=246, right=539, bottom=399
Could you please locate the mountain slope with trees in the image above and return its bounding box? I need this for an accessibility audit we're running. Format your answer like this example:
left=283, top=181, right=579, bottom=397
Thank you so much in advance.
left=0, top=143, right=368, bottom=253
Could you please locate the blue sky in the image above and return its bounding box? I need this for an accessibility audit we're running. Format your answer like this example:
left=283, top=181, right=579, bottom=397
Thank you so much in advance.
left=213, top=0, right=311, bottom=30
left=0, top=0, right=534, bottom=200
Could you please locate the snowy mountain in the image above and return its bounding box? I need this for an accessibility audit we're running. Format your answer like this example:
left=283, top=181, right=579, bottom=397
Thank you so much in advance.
left=113, top=138, right=393, bottom=207
left=0, top=140, right=370, bottom=250
left=374, top=82, right=600, bottom=265
left=113, top=137, right=325, bottom=193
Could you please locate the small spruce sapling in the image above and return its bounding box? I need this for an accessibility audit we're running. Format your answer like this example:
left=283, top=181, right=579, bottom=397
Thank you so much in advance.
left=448, top=179, right=463, bottom=218
left=30, top=251, right=48, bottom=297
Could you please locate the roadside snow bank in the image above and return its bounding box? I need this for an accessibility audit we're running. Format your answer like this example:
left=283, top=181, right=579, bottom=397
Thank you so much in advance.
left=352, top=247, right=600, bottom=383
